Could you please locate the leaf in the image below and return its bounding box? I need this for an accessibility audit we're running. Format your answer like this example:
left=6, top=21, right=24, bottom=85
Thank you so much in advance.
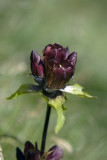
left=48, top=96, right=66, bottom=134
left=7, top=84, right=41, bottom=100
left=60, top=83, right=96, bottom=98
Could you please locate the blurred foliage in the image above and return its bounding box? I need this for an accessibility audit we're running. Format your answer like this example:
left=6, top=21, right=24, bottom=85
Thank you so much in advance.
left=0, top=0, right=107, bottom=160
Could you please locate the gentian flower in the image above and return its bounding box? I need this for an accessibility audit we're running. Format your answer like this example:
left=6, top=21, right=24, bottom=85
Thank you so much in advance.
left=30, top=50, right=44, bottom=78
left=45, top=145, right=63, bottom=160
left=7, top=43, right=95, bottom=160
left=16, top=141, right=63, bottom=160
left=30, top=43, right=77, bottom=90
left=7, top=43, right=94, bottom=133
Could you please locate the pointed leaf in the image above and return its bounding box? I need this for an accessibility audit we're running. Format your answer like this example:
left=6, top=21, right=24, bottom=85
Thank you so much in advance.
left=60, top=83, right=96, bottom=98
left=7, top=84, right=41, bottom=100
left=48, top=96, right=66, bottom=133
left=41, top=93, right=66, bottom=133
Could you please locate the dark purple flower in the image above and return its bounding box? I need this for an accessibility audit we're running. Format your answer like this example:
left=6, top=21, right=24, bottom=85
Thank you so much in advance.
left=30, top=43, right=77, bottom=90
left=16, top=141, right=40, bottom=160
left=24, top=141, right=40, bottom=160
left=43, top=44, right=77, bottom=89
left=16, top=141, right=63, bottom=160
left=30, top=50, right=44, bottom=77
left=46, top=145, right=63, bottom=160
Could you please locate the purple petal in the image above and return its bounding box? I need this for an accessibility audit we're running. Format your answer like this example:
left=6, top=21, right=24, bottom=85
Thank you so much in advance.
left=16, top=147, right=25, bottom=160
left=55, top=49, right=65, bottom=61
left=30, top=50, right=40, bottom=64
left=47, top=67, right=66, bottom=89
left=43, top=45, right=52, bottom=56
left=30, top=50, right=44, bottom=77
left=54, top=67, right=66, bottom=80
left=53, top=43, right=63, bottom=49
left=45, top=59, right=59, bottom=76
left=24, top=141, right=40, bottom=160
left=24, top=141, right=34, bottom=154
left=68, top=51, right=77, bottom=66
left=49, top=49, right=56, bottom=59
left=43, top=43, right=63, bottom=58
left=46, top=145, right=63, bottom=160
left=61, top=60, right=71, bottom=68
left=66, top=67, right=73, bottom=80
left=55, top=47, right=70, bottom=62
left=64, top=46, right=70, bottom=59
left=25, top=152, right=35, bottom=160
left=36, top=64, right=44, bottom=77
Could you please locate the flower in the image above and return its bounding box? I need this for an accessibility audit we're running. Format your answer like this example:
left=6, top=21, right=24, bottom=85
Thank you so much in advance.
left=30, top=43, right=77, bottom=90
left=30, top=50, right=44, bottom=77
left=45, top=145, right=63, bottom=160
left=16, top=141, right=63, bottom=160
left=16, top=141, right=40, bottom=160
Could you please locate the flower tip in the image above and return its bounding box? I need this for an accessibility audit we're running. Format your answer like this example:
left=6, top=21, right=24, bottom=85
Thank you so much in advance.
left=30, top=50, right=40, bottom=62
left=30, top=49, right=44, bottom=78
left=24, top=141, right=34, bottom=153
left=16, top=147, right=24, bottom=160
left=73, top=51, right=77, bottom=60
left=72, top=51, right=77, bottom=56
left=46, top=145, right=63, bottom=160
left=65, top=46, right=69, bottom=51
left=68, top=51, right=77, bottom=64
left=54, top=43, right=63, bottom=49
left=30, top=50, right=35, bottom=59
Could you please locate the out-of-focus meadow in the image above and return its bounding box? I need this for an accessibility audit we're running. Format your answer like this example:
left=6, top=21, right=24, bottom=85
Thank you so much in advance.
left=0, top=0, right=107, bottom=159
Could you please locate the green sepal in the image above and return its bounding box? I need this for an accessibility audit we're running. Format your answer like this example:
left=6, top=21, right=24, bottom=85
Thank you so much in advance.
left=7, top=84, right=41, bottom=100
left=60, top=83, right=97, bottom=98
left=41, top=93, right=66, bottom=133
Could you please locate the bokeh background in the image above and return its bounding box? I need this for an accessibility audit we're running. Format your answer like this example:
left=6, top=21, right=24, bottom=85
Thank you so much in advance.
left=0, top=0, right=107, bottom=160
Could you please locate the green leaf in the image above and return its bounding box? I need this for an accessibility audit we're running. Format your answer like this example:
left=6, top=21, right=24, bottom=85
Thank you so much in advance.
left=48, top=96, right=66, bottom=134
left=60, top=83, right=96, bottom=98
left=41, top=93, right=66, bottom=133
left=7, top=84, right=41, bottom=100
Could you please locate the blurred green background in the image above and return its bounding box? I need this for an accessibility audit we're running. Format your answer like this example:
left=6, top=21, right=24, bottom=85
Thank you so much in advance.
left=0, top=0, right=107, bottom=160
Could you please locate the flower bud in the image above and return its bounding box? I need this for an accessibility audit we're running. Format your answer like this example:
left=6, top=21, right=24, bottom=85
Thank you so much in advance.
left=30, top=50, right=44, bottom=77
left=46, top=145, right=63, bottom=160
left=43, top=43, right=77, bottom=89
left=24, top=141, right=40, bottom=160
left=16, top=141, right=63, bottom=160
left=16, top=147, right=25, bottom=160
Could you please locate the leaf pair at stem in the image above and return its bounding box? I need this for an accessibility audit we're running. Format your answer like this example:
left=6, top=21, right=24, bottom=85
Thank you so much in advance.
left=7, top=83, right=95, bottom=133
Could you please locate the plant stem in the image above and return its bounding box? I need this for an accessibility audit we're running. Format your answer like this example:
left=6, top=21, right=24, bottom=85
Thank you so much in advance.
left=40, top=104, right=51, bottom=156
